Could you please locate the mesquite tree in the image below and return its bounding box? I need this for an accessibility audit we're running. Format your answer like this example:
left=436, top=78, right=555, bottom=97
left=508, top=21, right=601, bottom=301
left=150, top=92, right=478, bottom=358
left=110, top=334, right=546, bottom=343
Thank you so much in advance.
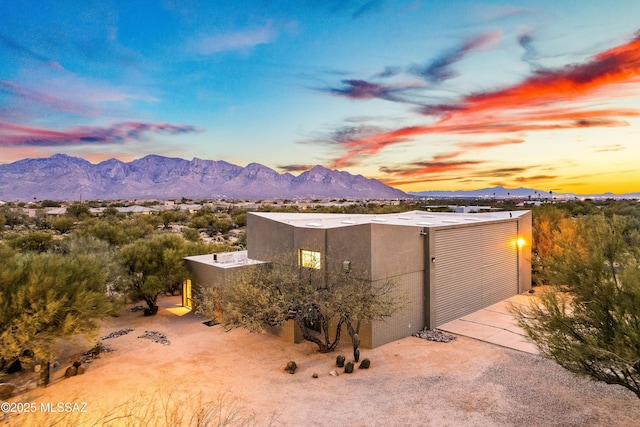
left=200, top=258, right=398, bottom=353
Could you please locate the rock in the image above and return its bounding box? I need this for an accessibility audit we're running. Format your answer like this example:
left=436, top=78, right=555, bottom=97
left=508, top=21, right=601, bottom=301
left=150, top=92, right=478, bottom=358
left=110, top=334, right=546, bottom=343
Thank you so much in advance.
left=33, top=364, right=41, bottom=373
left=76, top=366, right=85, bottom=375
left=64, top=366, right=77, bottom=378
left=412, top=328, right=457, bottom=343
left=329, top=370, right=339, bottom=377
left=101, top=328, right=134, bottom=340
left=285, top=361, right=297, bottom=374
left=0, top=383, right=16, bottom=400
left=312, top=373, right=318, bottom=378
left=137, top=330, right=170, bottom=345
left=73, top=361, right=82, bottom=368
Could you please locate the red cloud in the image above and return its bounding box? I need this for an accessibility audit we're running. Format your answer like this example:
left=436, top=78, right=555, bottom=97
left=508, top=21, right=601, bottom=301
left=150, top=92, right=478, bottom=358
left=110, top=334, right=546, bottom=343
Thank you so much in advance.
left=328, top=32, right=640, bottom=169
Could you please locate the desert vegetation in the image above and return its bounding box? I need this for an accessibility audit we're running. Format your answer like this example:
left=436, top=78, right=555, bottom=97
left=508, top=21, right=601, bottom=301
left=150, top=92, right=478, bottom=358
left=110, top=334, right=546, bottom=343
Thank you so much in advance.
left=2, top=197, right=640, bottom=400
left=513, top=205, right=640, bottom=398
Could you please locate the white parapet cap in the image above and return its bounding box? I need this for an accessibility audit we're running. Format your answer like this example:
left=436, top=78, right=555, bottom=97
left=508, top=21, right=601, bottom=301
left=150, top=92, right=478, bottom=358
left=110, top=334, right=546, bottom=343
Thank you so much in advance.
left=184, top=251, right=265, bottom=269
left=250, top=210, right=529, bottom=230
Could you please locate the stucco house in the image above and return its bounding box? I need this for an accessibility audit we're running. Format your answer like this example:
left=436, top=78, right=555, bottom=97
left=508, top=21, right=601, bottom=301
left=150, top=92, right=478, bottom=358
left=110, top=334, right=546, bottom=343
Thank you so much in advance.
left=184, top=209, right=531, bottom=348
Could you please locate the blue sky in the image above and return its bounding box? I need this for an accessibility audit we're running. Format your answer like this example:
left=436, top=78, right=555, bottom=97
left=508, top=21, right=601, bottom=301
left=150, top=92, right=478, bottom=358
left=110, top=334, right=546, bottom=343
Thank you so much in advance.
left=1, top=0, right=639, bottom=193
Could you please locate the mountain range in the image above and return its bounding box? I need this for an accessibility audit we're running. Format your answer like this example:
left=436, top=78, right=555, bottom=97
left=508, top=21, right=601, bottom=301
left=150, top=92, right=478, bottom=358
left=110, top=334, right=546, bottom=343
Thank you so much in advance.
left=0, top=154, right=407, bottom=201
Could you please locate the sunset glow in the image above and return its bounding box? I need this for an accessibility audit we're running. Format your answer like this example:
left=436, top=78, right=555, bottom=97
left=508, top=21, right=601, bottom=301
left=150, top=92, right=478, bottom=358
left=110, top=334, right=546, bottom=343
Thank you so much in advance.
left=1, top=1, right=639, bottom=194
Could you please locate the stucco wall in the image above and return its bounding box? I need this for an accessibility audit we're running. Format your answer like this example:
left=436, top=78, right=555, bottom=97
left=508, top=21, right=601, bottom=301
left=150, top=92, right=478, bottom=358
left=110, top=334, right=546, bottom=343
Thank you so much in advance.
left=370, top=224, right=424, bottom=280
left=325, top=223, right=372, bottom=277
left=247, top=214, right=295, bottom=261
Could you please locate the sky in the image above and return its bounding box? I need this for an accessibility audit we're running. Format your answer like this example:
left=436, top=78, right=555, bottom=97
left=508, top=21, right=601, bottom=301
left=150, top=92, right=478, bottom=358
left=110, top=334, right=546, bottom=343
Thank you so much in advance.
left=1, top=0, right=639, bottom=194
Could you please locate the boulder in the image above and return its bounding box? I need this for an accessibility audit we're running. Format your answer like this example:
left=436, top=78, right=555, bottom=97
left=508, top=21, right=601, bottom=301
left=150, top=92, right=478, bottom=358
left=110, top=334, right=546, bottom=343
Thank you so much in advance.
left=64, top=366, right=77, bottom=378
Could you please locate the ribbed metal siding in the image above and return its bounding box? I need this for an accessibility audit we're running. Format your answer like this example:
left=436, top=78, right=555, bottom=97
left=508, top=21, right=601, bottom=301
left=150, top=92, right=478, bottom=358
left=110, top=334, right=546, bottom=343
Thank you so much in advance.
left=434, top=222, right=517, bottom=326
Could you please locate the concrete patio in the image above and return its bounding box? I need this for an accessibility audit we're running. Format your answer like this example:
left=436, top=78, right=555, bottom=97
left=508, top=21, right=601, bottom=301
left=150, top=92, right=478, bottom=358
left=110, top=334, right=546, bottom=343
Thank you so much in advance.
left=438, top=293, right=540, bottom=354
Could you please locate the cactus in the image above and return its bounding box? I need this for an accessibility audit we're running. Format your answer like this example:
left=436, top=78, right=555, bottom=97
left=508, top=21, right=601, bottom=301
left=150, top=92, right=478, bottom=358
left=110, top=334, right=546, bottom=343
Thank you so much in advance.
left=344, top=361, right=354, bottom=373
left=336, top=354, right=346, bottom=367
left=352, top=333, right=360, bottom=348
left=354, top=348, right=360, bottom=363
left=359, top=359, right=370, bottom=369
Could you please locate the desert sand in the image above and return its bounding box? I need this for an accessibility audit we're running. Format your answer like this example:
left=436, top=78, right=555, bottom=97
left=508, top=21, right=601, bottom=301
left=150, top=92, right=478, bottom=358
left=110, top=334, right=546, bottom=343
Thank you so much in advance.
left=2, top=296, right=639, bottom=426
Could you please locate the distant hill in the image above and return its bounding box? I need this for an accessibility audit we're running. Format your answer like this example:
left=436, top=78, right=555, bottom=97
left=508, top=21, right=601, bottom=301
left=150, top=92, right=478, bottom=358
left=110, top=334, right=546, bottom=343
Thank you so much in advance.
left=409, top=186, right=640, bottom=200
left=0, top=154, right=407, bottom=201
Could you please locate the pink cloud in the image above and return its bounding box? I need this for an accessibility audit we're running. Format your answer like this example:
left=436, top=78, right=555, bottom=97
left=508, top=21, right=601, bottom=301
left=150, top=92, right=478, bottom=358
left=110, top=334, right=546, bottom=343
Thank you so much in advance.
left=0, top=121, right=201, bottom=147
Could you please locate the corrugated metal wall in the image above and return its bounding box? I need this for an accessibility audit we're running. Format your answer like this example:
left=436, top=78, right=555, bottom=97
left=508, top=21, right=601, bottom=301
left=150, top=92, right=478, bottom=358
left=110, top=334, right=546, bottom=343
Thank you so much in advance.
left=433, top=222, right=517, bottom=326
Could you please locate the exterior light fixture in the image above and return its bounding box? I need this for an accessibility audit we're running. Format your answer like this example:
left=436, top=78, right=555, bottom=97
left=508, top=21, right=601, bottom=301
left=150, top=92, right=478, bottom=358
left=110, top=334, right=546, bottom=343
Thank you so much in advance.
left=517, top=237, right=525, bottom=249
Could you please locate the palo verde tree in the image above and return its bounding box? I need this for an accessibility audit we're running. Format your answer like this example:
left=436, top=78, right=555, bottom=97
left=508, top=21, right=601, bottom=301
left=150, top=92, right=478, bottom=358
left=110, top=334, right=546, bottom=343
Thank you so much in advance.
left=511, top=214, right=640, bottom=398
left=201, top=255, right=399, bottom=353
left=120, top=234, right=223, bottom=315
left=120, top=234, right=188, bottom=315
left=0, top=243, right=114, bottom=386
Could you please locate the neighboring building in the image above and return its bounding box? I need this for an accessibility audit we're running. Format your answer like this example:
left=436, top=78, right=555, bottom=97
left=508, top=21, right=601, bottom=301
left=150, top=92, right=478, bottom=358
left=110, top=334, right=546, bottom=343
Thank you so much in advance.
left=185, top=210, right=531, bottom=349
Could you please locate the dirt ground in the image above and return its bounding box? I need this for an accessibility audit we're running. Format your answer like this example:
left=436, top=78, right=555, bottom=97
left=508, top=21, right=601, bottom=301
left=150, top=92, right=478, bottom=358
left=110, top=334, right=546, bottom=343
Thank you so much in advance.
left=2, top=296, right=639, bottom=427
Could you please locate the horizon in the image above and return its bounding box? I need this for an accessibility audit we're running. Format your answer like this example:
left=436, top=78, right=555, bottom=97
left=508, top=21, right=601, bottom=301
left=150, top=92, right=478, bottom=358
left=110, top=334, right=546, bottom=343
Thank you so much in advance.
left=3, top=152, right=638, bottom=197
left=1, top=1, right=640, bottom=194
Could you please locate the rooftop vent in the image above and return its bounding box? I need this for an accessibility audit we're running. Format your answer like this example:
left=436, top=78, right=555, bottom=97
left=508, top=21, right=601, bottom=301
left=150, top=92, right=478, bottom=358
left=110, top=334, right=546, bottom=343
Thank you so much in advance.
left=398, top=216, right=412, bottom=220
left=464, top=218, right=481, bottom=222
left=306, top=222, right=322, bottom=227
left=341, top=220, right=356, bottom=224
left=417, top=222, right=433, bottom=226
left=371, top=218, right=387, bottom=222
left=442, top=220, right=459, bottom=223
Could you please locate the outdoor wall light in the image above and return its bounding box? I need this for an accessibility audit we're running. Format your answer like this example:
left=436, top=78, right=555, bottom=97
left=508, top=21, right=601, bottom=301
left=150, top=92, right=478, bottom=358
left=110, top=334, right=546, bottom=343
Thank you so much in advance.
left=343, top=260, right=351, bottom=272
left=431, top=257, right=436, bottom=263
left=517, top=237, right=525, bottom=249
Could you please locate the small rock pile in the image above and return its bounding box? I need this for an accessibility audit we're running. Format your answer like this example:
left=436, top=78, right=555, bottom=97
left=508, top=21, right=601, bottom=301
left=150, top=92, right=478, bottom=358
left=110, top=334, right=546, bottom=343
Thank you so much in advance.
left=129, top=305, right=145, bottom=313
left=65, top=361, right=85, bottom=378
left=80, top=343, right=114, bottom=364
left=101, top=328, right=134, bottom=340
left=412, top=328, right=457, bottom=343
left=138, top=330, right=170, bottom=345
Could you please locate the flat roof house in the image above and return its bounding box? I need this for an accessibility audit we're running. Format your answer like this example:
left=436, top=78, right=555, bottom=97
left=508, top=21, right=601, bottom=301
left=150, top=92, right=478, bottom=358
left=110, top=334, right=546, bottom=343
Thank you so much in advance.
left=185, top=210, right=531, bottom=348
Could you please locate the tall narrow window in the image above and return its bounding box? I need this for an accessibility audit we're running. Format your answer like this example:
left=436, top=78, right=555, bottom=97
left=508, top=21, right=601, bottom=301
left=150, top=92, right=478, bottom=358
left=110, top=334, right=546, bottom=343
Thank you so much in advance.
left=299, top=249, right=321, bottom=269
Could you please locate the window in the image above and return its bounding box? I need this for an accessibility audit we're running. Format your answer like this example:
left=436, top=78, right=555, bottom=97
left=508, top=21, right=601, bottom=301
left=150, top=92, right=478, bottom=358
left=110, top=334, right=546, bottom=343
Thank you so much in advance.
left=299, top=249, right=321, bottom=269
